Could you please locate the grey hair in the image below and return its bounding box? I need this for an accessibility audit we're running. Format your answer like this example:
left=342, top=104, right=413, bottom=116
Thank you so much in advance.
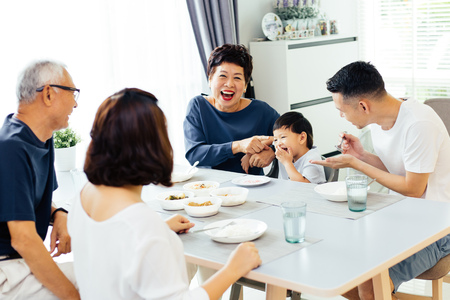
left=16, top=60, right=67, bottom=104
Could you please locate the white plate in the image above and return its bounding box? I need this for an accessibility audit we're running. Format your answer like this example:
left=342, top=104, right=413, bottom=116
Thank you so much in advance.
left=314, top=181, right=371, bottom=202
left=204, top=219, right=267, bottom=243
left=171, top=167, right=199, bottom=183
left=232, top=175, right=271, bottom=187
left=261, top=13, right=283, bottom=41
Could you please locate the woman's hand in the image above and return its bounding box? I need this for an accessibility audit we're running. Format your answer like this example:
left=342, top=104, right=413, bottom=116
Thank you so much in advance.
left=165, top=214, right=194, bottom=234
left=249, top=148, right=275, bottom=169
left=225, top=242, right=261, bottom=277
left=233, top=136, right=273, bottom=155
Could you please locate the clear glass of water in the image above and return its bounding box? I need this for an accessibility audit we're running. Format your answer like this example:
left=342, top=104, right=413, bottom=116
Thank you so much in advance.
left=280, top=201, right=307, bottom=243
left=346, top=175, right=368, bottom=212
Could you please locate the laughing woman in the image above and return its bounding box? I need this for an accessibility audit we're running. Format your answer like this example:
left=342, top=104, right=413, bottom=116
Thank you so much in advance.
left=184, top=44, right=280, bottom=175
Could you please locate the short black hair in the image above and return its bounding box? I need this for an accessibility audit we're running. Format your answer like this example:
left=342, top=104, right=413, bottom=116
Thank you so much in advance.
left=273, top=111, right=313, bottom=149
left=207, top=44, right=253, bottom=85
left=326, top=61, right=386, bottom=100
left=84, top=88, right=173, bottom=187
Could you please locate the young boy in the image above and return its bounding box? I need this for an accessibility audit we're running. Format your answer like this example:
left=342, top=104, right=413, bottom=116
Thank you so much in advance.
left=273, top=112, right=326, bottom=183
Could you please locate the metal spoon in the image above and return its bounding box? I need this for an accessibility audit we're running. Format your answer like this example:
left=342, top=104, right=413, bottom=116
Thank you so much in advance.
left=335, top=131, right=348, bottom=153
left=186, top=161, right=199, bottom=174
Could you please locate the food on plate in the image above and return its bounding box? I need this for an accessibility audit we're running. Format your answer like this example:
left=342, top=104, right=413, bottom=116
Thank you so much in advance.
left=215, top=224, right=254, bottom=237
left=188, top=201, right=213, bottom=207
left=219, top=194, right=237, bottom=197
left=165, top=193, right=188, bottom=200
left=190, top=183, right=212, bottom=189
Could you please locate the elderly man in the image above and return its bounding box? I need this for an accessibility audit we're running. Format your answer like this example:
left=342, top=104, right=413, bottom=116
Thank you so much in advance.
left=312, top=61, right=450, bottom=299
left=0, top=61, right=80, bottom=299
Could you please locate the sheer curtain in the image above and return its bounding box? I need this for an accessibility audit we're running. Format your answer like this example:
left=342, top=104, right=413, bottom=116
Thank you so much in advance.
left=358, top=0, right=450, bottom=101
left=0, top=0, right=203, bottom=165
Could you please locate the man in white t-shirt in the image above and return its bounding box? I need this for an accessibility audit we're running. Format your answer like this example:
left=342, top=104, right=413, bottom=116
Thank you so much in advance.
left=311, top=61, right=450, bottom=299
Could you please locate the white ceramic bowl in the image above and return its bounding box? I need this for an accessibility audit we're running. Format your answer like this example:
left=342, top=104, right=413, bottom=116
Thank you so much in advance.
left=156, top=190, right=195, bottom=210
left=171, top=166, right=199, bottom=183
left=314, top=181, right=347, bottom=202
left=182, top=197, right=222, bottom=217
left=183, top=181, right=220, bottom=196
left=314, top=181, right=370, bottom=202
left=209, top=187, right=249, bottom=206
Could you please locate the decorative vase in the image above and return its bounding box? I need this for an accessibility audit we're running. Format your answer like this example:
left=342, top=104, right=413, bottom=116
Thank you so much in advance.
left=54, top=146, right=77, bottom=171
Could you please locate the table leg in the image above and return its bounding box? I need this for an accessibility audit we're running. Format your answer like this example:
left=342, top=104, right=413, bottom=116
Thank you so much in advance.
left=265, top=284, right=286, bottom=300
left=373, top=269, right=391, bottom=300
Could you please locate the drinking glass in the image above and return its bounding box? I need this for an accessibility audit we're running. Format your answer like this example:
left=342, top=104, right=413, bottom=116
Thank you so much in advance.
left=280, top=201, right=306, bottom=243
left=346, top=175, right=368, bottom=212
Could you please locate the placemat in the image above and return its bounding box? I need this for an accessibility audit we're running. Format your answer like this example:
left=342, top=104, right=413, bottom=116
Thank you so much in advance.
left=258, top=183, right=405, bottom=220
left=179, top=221, right=320, bottom=266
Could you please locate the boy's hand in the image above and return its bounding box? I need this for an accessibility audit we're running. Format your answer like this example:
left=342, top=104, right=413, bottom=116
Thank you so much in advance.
left=275, top=144, right=293, bottom=166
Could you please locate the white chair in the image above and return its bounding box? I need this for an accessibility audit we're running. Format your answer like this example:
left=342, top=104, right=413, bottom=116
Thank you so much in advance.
left=424, top=98, right=450, bottom=134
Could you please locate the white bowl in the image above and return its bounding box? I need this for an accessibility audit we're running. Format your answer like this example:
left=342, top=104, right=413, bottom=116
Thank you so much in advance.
left=183, top=181, right=220, bottom=196
left=209, top=187, right=248, bottom=206
left=314, top=181, right=370, bottom=202
left=314, top=181, right=347, bottom=202
left=171, top=166, right=199, bottom=183
left=182, top=197, right=222, bottom=217
left=156, top=190, right=195, bottom=210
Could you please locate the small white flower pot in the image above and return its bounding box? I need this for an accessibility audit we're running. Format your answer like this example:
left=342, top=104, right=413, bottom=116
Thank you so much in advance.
left=54, top=146, right=77, bottom=172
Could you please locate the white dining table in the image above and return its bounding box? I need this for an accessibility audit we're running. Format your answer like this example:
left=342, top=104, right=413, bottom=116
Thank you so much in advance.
left=57, top=167, right=450, bottom=300
left=142, top=167, right=450, bottom=300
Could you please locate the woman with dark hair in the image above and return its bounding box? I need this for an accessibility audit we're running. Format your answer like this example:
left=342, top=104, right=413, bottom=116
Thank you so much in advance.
left=68, top=88, right=261, bottom=300
left=184, top=44, right=280, bottom=175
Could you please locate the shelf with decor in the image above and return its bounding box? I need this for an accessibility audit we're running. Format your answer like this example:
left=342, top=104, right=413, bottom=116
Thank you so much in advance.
left=249, top=34, right=359, bottom=157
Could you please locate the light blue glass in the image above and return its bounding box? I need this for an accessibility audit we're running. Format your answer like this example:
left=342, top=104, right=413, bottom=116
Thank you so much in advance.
left=281, top=201, right=306, bottom=243
left=346, top=175, right=368, bottom=212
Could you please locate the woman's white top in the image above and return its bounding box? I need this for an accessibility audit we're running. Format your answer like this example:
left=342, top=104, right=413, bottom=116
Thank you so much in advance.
left=67, top=194, right=208, bottom=300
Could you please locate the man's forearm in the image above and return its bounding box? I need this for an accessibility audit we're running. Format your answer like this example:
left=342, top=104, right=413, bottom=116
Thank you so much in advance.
left=8, top=221, right=79, bottom=299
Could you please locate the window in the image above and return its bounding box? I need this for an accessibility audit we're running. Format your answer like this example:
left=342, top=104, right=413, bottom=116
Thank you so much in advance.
left=358, top=0, right=450, bottom=101
left=0, top=0, right=203, bottom=165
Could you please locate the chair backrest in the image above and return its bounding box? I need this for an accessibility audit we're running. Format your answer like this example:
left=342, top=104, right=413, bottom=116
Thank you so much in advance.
left=321, top=156, right=339, bottom=182
left=424, top=98, right=450, bottom=134
left=265, top=158, right=279, bottom=178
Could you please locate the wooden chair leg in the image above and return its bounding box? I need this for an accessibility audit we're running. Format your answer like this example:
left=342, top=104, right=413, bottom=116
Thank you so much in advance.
left=431, top=278, right=443, bottom=300
left=443, top=274, right=450, bottom=284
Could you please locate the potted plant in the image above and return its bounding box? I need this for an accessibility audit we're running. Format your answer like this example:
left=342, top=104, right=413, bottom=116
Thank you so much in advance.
left=53, top=127, right=81, bottom=171
left=273, top=0, right=321, bottom=33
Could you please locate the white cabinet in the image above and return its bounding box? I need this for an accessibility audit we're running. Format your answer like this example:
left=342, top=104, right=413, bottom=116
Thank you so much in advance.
left=250, top=35, right=359, bottom=156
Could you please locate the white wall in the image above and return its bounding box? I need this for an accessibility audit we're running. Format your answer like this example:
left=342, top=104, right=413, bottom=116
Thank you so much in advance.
left=237, top=0, right=358, bottom=47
